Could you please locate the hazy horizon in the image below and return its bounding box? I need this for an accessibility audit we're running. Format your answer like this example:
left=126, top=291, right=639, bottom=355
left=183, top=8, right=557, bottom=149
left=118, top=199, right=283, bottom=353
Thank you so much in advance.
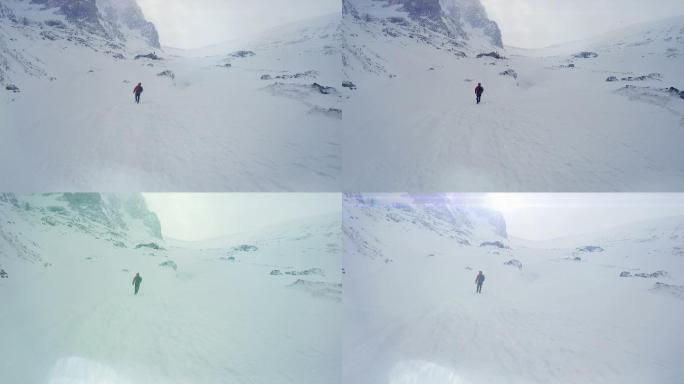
left=137, top=0, right=340, bottom=49
left=144, top=193, right=341, bottom=241
left=480, top=0, right=684, bottom=48
left=485, top=194, right=684, bottom=241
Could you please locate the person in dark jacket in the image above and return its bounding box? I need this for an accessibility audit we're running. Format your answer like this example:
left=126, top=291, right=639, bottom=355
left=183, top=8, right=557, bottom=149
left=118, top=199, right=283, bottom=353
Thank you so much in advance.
left=475, top=271, right=485, bottom=293
left=132, top=272, right=142, bottom=295
left=133, top=82, right=144, bottom=104
left=475, top=83, right=484, bottom=104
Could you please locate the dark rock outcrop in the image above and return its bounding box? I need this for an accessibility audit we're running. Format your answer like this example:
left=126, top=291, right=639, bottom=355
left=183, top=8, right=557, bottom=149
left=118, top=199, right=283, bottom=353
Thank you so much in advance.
left=573, top=51, right=598, bottom=59
left=576, top=245, right=604, bottom=253
left=134, top=53, right=161, bottom=60
left=480, top=240, right=507, bottom=249
left=135, top=242, right=165, bottom=250
left=504, top=259, right=523, bottom=269
left=477, top=51, right=505, bottom=59
left=342, top=80, right=357, bottom=90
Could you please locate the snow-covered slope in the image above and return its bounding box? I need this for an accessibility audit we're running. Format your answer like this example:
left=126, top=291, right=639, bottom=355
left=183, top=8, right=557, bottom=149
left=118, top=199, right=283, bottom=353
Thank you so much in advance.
left=343, top=194, right=684, bottom=384
left=342, top=1, right=684, bottom=191
left=0, top=193, right=342, bottom=383
left=1, top=0, right=341, bottom=191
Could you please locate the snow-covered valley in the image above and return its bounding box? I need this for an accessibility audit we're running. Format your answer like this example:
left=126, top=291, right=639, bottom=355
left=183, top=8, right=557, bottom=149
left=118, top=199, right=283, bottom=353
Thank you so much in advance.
left=1, top=0, right=343, bottom=191
left=0, top=193, right=342, bottom=383
left=342, top=0, right=684, bottom=191
left=343, top=194, right=684, bottom=384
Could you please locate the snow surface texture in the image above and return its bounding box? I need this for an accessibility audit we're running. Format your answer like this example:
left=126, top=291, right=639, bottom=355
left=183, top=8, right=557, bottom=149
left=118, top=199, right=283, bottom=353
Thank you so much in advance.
left=342, top=0, right=684, bottom=191
left=0, top=193, right=342, bottom=383
left=343, top=194, right=684, bottom=384
left=0, top=0, right=342, bottom=191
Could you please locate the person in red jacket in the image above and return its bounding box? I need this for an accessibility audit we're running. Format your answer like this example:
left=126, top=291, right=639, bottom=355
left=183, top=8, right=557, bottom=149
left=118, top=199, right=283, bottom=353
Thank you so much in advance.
left=475, top=83, right=484, bottom=104
left=133, top=82, right=144, bottom=104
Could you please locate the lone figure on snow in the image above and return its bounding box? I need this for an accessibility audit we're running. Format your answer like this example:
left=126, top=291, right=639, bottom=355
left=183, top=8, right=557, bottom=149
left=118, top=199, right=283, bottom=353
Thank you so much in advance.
left=475, top=270, right=485, bottom=294
left=475, top=83, right=484, bottom=104
left=132, top=272, right=142, bottom=295
left=133, top=82, right=144, bottom=104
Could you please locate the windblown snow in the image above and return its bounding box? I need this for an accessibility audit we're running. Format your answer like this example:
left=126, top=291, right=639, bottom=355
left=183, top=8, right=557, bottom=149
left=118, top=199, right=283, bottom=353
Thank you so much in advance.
left=0, top=0, right=342, bottom=191
left=343, top=194, right=684, bottom=384
left=0, top=193, right=342, bottom=384
left=342, top=0, right=684, bottom=191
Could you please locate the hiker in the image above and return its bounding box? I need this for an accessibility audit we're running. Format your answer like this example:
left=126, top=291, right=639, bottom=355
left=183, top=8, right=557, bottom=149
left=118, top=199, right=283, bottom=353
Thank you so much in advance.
left=132, top=272, right=142, bottom=295
left=475, top=83, right=484, bottom=104
left=475, top=271, right=485, bottom=294
left=133, top=82, right=144, bottom=104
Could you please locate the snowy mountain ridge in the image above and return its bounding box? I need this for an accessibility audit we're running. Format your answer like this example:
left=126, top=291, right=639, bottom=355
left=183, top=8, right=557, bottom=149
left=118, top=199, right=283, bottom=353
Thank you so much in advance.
left=344, top=0, right=501, bottom=47
left=344, top=194, right=508, bottom=264
left=0, top=193, right=162, bottom=264
left=0, top=0, right=158, bottom=89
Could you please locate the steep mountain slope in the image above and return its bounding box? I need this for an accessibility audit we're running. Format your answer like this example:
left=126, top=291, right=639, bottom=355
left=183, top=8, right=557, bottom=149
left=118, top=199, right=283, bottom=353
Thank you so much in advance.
left=342, top=1, right=684, bottom=191
left=0, top=194, right=342, bottom=384
left=343, top=194, right=684, bottom=384
left=1, top=0, right=341, bottom=191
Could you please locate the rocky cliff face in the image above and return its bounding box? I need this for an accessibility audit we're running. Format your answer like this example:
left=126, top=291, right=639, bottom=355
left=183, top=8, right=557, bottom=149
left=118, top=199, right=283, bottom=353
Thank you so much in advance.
left=96, top=0, right=160, bottom=47
left=0, top=193, right=162, bottom=264
left=26, top=0, right=159, bottom=47
left=343, top=0, right=502, bottom=47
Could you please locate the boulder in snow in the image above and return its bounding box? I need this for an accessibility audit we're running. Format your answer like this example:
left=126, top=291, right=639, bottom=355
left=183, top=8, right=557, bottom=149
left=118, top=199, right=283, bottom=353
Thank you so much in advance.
left=620, top=270, right=668, bottom=278
left=229, top=50, right=255, bottom=58
left=312, top=83, right=337, bottom=95
left=634, top=270, right=668, bottom=279
left=0, top=269, right=8, bottom=279
left=504, top=259, right=523, bottom=269
left=573, top=51, right=598, bottom=59
left=342, top=80, right=357, bottom=90
left=5, top=84, right=20, bottom=93
left=499, top=69, right=518, bottom=79
left=576, top=245, right=604, bottom=253
left=260, top=74, right=272, bottom=80
left=159, top=260, right=177, bottom=271
left=230, top=244, right=258, bottom=253
left=135, top=242, right=165, bottom=251
left=134, top=52, right=161, bottom=60
left=157, top=70, right=175, bottom=80
left=476, top=52, right=505, bottom=60
left=667, top=87, right=684, bottom=99
left=480, top=241, right=507, bottom=249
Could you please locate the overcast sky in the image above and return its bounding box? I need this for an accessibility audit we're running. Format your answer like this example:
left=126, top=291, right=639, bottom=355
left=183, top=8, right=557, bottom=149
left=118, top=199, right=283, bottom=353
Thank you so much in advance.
left=144, top=193, right=340, bottom=241
left=483, top=194, right=684, bottom=241
left=136, top=0, right=340, bottom=49
left=480, top=0, right=684, bottom=48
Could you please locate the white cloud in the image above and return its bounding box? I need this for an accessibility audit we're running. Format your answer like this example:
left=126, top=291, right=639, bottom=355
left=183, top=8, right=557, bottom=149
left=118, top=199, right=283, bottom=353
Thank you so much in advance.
left=144, top=193, right=341, bottom=241
left=136, top=0, right=340, bottom=49
left=485, top=193, right=684, bottom=241
left=481, top=0, right=684, bottom=48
